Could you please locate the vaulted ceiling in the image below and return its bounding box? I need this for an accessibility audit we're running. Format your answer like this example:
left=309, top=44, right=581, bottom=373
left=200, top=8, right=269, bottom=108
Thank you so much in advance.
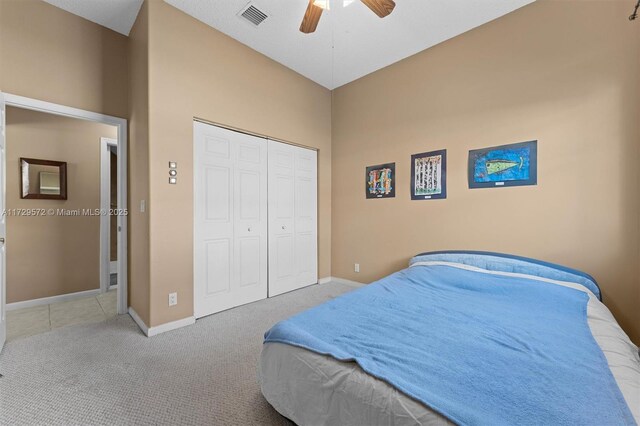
left=43, top=0, right=535, bottom=89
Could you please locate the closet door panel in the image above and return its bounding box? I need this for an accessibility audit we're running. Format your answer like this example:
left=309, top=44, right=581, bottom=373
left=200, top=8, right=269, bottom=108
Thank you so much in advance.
left=294, top=147, right=318, bottom=287
left=268, top=140, right=318, bottom=297
left=205, top=239, right=231, bottom=295
left=194, top=122, right=267, bottom=318
left=234, top=134, right=268, bottom=298
left=204, top=166, right=231, bottom=221
left=268, top=142, right=296, bottom=295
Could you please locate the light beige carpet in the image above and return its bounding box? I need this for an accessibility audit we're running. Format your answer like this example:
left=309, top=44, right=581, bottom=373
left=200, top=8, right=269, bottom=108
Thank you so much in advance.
left=0, top=282, right=354, bottom=426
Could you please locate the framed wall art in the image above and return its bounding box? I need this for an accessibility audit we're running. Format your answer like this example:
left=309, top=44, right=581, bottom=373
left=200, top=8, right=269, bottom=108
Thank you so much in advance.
left=468, top=140, right=537, bottom=189
left=411, top=149, right=446, bottom=200
left=366, top=163, right=395, bottom=199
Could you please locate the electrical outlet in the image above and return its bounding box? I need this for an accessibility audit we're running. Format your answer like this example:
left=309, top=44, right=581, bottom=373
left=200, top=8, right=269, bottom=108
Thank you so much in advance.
left=168, top=292, right=178, bottom=307
left=354, top=263, right=360, bottom=273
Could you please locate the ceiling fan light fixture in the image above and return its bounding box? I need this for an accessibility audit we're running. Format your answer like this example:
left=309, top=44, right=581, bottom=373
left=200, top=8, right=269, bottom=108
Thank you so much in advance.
left=300, top=0, right=395, bottom=34
left=313, top=0, right=330, bottom=10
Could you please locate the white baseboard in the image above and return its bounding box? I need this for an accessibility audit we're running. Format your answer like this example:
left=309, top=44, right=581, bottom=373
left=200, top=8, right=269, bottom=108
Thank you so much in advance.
left=330, top=277, right=366, bottom=288
left=128, top=307, right=195, bottom=337
left=148, top=316, right=195, bottom=337
left=6, top=288, right=102, bottom=311
left=318, top=276, right=332, bottom=285
left=128, top=307, right=149, bottom=335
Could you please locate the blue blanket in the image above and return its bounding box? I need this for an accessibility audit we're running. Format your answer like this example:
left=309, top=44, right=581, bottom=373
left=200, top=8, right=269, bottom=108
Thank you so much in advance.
left=264, top=253, right=635, bottom=426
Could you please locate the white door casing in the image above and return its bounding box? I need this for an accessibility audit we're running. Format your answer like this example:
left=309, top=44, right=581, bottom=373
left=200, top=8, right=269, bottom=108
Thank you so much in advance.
left=193, top=121, right=268, bottom=318
left=268, top=140, right=318, bottom=297
left=0, top=92, right=6, bottom=351
left=100, top=137, right=117, bottom=294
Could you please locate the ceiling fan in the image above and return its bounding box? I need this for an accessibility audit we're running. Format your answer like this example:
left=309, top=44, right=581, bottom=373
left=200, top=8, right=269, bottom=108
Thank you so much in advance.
left=300, top=0, right=396, bottom=34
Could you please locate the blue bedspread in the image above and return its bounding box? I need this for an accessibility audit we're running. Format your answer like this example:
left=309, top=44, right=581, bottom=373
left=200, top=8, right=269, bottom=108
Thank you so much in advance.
left=264, top=253, right=636, bottom=426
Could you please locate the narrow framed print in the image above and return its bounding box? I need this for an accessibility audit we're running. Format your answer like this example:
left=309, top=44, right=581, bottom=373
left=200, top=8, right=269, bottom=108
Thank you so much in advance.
left=468, top=140, right=537, bottom=189
left=411, top=149, right=446, bottom=200
left=366, top=163, right=395, bottom=199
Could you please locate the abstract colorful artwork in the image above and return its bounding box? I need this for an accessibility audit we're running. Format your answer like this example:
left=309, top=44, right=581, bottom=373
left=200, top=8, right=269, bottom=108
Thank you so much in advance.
left=468, top=140, right=537, bottom=188
left=366, top=163, right=395, bottom=199
left=411, top=150, right=446, bottom=200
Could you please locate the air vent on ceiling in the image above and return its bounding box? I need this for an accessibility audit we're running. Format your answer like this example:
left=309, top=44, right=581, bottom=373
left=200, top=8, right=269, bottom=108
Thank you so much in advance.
left=239, top=3, right=269, bottom=27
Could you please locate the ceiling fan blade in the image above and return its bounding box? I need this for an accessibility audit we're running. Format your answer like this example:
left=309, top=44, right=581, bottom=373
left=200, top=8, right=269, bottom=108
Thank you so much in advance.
left=300, top=1, right=324, bottom=34
left=360, top=0, right=396, bottom=18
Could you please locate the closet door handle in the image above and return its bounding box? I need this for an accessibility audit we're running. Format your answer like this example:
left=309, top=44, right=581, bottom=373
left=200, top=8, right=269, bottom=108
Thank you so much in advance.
left=281, top=225, right=286, bottom=230
left=247, top=227, right=252, bottom=232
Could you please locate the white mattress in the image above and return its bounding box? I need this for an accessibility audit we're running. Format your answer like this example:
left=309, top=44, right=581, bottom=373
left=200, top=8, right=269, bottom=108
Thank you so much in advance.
left=260, top=295, right=640, bottom=425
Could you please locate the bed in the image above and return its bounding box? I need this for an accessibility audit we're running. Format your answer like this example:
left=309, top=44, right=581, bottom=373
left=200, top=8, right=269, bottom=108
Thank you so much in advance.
left=259, top=251, right=640, bottom=426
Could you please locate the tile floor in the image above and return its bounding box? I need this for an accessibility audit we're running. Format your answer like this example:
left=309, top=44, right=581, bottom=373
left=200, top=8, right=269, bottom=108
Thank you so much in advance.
left=6, top=290, right=117, bottom=341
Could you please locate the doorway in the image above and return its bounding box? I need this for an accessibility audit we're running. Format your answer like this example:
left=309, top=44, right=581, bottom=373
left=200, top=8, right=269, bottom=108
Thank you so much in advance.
left=101, top=137, right=119, bottom=293
left=0, top=93, right=128, bottom=351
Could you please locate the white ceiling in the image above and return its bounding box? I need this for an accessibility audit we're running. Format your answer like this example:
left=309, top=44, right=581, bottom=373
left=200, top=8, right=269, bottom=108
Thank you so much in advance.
left=164, top=0, right=535, bottom=89
left=43, top=0, right=535, bottom=89
left=42, top=0, right=143, bottom=36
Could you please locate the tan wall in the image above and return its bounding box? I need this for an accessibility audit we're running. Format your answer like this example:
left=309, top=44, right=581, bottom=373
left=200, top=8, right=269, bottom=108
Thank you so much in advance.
left=0, top=0, right=128, bottom=118
left=144, top=1, right=332, bottom=326
left=5, top=107, right=117, bottom=302
left=0, top=0, right=130, bottom=305
left=128, top=1, right=151, bottom=324
left=332, top=0, right=640, bottom=344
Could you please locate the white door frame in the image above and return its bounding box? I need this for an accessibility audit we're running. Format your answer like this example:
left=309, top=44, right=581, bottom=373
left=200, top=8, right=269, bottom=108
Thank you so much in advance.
left=100, top=137, right=118, bottom=293
left=3, top=93, right=129, bottom=315
left=0, top=92, right=6, bottom=350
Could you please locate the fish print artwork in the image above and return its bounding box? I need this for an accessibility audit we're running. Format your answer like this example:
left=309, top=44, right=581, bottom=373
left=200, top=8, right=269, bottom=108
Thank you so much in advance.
left=468, top=141, right=537, bottom=188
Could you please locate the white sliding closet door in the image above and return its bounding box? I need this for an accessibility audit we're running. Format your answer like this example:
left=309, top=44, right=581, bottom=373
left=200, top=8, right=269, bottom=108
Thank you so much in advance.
left=193, top=121, right=268, bottom=318
left=268, top=140, right=318, bottom=297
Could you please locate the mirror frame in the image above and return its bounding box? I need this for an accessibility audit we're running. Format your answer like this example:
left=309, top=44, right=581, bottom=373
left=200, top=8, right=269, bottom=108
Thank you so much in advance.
left=20, top=157, right=68, bottom=200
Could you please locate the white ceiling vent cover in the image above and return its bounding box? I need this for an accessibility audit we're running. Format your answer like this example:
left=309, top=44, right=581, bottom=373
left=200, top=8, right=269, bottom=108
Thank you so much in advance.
left=238, top=3, right=269, bottom=27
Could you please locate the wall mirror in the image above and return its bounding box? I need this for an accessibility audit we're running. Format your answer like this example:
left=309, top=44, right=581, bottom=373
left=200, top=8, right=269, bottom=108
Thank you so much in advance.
left=20, top=158, right=68, bottom=200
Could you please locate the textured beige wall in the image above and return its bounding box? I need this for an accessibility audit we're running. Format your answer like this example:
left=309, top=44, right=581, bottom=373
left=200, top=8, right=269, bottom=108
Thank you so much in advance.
left=0, top=0, right=128, bottom=118
left=0, top=0, right=130, bottom=304
left=5, top=107, right=117, bottom=302
left=332, top=0, right=640, bottom=344
left=127, top=1, right=151, bottom=325
left=145, top=1, right=332, bottom=326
